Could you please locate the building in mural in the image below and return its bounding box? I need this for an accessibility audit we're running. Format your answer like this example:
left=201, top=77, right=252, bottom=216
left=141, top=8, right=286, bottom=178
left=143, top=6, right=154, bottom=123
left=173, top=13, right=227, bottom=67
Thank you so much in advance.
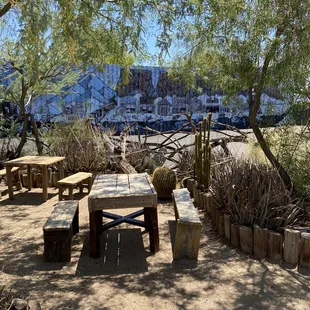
left=1, top=64, right=287, bottom=130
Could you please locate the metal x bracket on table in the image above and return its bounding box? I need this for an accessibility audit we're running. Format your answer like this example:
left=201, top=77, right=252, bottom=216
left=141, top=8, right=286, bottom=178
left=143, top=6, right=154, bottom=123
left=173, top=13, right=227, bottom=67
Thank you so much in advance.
left=101, top=209, right=147, bottom=232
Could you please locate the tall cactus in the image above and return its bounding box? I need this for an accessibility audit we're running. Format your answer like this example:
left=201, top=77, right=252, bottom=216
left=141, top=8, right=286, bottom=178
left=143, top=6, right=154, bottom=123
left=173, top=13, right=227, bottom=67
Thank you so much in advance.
left=194, top=113, right=212, bottom=191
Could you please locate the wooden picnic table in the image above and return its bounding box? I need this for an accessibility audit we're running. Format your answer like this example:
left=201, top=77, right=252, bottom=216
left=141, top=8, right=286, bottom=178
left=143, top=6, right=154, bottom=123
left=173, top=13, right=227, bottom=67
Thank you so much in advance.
left=88, top=173, right=159, bottom=258
left=4, top=155, right=65, bottom=202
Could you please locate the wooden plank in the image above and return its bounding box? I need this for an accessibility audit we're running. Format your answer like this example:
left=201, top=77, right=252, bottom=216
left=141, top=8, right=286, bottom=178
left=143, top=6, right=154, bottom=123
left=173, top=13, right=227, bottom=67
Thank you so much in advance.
left=129, top=173, right=154, bottom=195
left=58, top=172, right=92, bottom=185
left=89, top=174, right=117, bottom=195
left=43, top=201, right=78, bottom=231
left=116, top=174, right=130, bottom=195
left=173, top=189, right=200, bottom=225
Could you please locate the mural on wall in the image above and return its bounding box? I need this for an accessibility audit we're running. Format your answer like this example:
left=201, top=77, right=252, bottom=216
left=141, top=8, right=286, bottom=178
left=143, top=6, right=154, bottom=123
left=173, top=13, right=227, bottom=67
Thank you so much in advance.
left=1, top=64, right=286, bottom=129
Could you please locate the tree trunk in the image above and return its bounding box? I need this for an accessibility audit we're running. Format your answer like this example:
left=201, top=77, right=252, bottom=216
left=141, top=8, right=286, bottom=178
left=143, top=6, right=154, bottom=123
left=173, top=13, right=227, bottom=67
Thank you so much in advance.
left=249, top=111, right=293, bottom=191
left=30, top=114, right=43, bottom=155
left=14, top=114, right=28, bottom=158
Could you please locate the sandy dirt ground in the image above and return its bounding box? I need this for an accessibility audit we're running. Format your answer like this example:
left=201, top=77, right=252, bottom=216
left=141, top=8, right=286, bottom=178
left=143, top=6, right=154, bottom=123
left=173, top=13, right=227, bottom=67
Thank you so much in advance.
left=0, top=185, right=309, bottom=310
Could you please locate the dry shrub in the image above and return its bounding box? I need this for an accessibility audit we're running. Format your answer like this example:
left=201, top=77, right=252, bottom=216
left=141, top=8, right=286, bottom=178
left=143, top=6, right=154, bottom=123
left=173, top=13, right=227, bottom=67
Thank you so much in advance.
left=0, top=286, right=13, bottom=310
left=45, top=119, right=108, bottom=173
left=212, top=158, right=309, bottom=231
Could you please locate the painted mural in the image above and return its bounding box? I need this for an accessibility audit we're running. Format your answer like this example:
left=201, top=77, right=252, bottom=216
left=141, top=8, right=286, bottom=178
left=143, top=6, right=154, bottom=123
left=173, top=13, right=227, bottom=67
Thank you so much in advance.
left=5, top=64, right=287, bottom=130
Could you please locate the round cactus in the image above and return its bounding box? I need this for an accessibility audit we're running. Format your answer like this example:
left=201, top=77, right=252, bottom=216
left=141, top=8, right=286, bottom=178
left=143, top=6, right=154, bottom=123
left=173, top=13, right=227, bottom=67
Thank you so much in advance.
left=152, top=166, right=177, bottom=199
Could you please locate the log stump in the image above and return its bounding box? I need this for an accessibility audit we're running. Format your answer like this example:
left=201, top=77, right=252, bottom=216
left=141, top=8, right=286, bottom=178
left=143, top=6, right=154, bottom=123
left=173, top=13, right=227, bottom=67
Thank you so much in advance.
left=284, top=229, right=301, bottom=265
left=267, top=231, right=283, bottom=261
left=224, top=214, right=231, bottom=240
left=254, top=225, right=268, bottom=259
left=199, top=192, right=205, bottom=210
left=231, top=223, right=240, bottom=248
left=193, top=184, right=200, bottom=207
left=218, top=213, right=225, bottom=236
left=210, top=206, right=216, bottom=226
left=186, top=178, right=195, bottom=196
left=239, top=226, right=253, bottom=254
left=21, top=174, right=28, bottom=188
left=52, top=172, right=59, bottom=188
left=203, top=191, right=212, bottom=213
left=34, top=173, right=42, bottom=188
left=299, top=232, right=310, bottom=269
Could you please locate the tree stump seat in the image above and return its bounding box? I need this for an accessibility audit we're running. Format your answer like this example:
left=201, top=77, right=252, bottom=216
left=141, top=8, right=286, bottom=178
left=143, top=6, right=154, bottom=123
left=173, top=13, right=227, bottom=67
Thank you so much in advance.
left=172, top=188, right=201, bottom=260
left=43, top=200, right=79, bottom=262
left=57, top=172, right=92, bottom=201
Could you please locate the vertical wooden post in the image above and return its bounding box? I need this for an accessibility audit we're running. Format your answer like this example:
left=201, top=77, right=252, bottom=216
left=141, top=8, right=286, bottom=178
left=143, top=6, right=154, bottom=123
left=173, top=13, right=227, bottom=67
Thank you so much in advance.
left=89, top=210, right=102, bottom=258
left=299, top=232, right=310, bottom=269
left=187, top=178, right=195, bottom=196
left=267, top=231, right=283, bottom=261
left=284, top=229, right=301, bottom=265
left=27, top=165, right=32, bottom=191
left=215, top=209, right=220, bottom=232
left=199, top=192, right=205, bottom=210
left=231, top=223, right=240, bottom=248
left=239, top=226, right=253, bottom=254
left=218, top=214, right=225, bottom=236
left=6, top=165, right=13, bottom=199
left=224, top=214, right=231, bottom=240
left=203, top=191, right=212, bottom=213
left=58, top=160, right=64, bottom=180
left=254, top=225, right=268, bottom=259
left=144, top=207, right=159, bottom=253
left=42, top=166, right=48, bottom=202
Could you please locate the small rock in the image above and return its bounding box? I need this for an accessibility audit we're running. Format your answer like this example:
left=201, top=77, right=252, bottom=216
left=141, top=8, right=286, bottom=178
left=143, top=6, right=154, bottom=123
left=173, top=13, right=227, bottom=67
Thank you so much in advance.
left=9, top=298, right=28, bottom=310
left=27, top=300, right=41, bottom=310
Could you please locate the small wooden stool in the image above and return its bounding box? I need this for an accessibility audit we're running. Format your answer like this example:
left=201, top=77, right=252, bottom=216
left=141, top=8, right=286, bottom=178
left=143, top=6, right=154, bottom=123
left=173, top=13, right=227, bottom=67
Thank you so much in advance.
left=43, top=200, right=79, bottom=262
left=57, top=172, right=92, bottom=201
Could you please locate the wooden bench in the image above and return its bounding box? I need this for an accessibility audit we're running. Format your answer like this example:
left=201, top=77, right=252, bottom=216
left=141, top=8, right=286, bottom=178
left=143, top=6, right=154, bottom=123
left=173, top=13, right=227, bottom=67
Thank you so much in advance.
left=172, top=188, right=201, bottom=260
left=57, top=172, right=92, bottom=201
left=43, top=200, right=79, bottom=262
left=0, top=167, right=22, bottom=193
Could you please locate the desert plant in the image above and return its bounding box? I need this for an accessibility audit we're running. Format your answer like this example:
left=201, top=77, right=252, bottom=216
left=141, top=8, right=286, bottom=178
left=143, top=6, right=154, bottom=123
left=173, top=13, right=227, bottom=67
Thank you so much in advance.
left=212, top=158, right=309, bottom=231
left=44, top=119, right=108, bottom=173
left=0, top=286, right=13, bottom=310
left=194, top=114, right=212, bottom=191
left=152, top=166, right=177, bottom=200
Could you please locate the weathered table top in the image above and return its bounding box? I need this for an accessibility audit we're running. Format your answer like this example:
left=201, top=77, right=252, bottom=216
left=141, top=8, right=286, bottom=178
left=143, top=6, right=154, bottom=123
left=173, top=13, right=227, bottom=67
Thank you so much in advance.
left=88, top=173, right=157, bottom=211
left=4, top=155, right=65, bottom=167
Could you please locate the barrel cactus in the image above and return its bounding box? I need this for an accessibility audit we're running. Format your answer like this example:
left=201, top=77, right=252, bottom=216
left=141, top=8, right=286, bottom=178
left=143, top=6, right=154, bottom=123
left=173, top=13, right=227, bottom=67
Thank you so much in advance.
left=152, top=166, right=177, bottom=199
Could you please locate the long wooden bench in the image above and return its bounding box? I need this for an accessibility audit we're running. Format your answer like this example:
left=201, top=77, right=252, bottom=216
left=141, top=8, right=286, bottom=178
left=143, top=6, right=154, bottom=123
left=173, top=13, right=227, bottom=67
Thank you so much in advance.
left=57, top=172, right=92, bottom=201
left=0, top=167, right=22, bottom=193
left=43, top=200, right=79, bottom=262
left=172, top=188, right=201, bottom=260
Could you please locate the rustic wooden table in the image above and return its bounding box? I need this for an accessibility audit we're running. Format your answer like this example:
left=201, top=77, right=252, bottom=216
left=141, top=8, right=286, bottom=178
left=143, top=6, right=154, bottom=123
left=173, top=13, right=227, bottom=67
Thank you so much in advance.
left=88, top=173, right=159, bottom=258
left=4, top=155, right=65, bottom=202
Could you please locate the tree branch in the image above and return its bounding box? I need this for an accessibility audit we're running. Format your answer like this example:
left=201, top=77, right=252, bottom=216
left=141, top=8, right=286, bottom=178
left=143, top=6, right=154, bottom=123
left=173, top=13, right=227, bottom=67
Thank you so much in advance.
left=0, top=1, right=12, bottom=18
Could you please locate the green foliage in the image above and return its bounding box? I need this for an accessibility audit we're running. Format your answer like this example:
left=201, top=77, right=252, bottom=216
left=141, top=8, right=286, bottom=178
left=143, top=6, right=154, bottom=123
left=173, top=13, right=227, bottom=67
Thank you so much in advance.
left=44, top=119, right=108, bottom=172
left=152, top=166, right=177, bottom=200
left=251, top=123, right=310, bottom=199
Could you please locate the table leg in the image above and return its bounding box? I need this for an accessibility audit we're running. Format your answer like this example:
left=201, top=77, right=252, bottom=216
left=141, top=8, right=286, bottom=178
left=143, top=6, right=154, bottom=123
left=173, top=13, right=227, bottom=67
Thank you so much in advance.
left=59, top=184, right=63, bottom=201
left=89, top=210, right=102, bottom=258
left=6, top=165, right=14, bottom=199
left=42, top=166, right=48, bottom=202
left=144, top=207, right=159, bottom=253
left=27, top=165, right=32, bottom=191
left=58, top=161, right=64, bottom=180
